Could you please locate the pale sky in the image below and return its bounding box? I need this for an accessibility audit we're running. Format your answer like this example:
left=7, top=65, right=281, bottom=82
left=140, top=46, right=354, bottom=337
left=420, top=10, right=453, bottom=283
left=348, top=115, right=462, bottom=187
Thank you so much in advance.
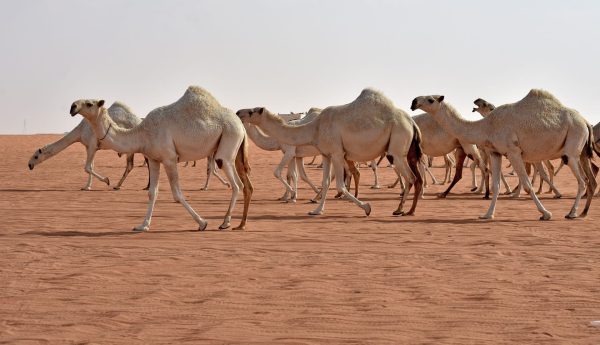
left=1, top=0, right=599, bottom=134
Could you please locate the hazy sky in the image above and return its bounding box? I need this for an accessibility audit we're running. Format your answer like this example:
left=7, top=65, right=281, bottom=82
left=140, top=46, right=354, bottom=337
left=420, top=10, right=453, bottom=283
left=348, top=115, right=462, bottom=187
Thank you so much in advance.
left=1, top=0, right=599, bottom=134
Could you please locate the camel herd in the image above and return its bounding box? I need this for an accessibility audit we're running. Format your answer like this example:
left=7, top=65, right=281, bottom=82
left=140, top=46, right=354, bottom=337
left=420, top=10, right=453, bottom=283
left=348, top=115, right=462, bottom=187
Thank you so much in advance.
left=28, top=86, right=600, bottom=231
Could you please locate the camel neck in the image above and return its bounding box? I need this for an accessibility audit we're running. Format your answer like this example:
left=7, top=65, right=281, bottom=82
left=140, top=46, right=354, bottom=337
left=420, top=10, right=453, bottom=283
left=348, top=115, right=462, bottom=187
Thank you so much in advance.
left=245, top=125, right=281, bottom=151
left=42, top=122, right=83, bottom=157
left=90, top=110, right=144, bottom=154
left=431, top=103, right=490, bottom=147
left=257, top=112, right=318, bottom=147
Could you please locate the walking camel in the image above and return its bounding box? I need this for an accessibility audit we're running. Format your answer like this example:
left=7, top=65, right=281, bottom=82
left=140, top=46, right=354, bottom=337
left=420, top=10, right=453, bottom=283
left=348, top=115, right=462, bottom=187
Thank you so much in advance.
left=472, top=98, right=561, bottom=197
left=28, top=102, right=148, bottom=190
left=70, top=86, right=253, bottom=231
left=411, top=90, right=596, bottom=220
left=237, top=88, right=423, bottom=216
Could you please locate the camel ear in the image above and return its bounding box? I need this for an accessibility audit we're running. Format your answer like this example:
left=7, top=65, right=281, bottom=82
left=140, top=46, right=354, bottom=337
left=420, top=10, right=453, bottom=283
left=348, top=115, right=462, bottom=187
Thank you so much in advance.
left=436, top=95, right=445, bottom=102
left=258, top=107, right=264, bottom=114
left=98, top=100, right=105, bottom=107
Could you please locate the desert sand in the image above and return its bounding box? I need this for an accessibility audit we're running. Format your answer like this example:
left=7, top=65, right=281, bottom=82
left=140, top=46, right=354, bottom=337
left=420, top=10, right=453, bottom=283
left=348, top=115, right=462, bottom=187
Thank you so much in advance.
left=1, top=134, right=600, bottom=344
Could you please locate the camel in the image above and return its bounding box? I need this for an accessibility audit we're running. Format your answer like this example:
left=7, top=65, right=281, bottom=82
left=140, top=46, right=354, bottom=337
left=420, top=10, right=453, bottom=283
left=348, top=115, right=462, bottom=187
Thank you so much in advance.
left=70, top=86, right=252, bottom=231
left=237, top=88, right=423, bottom=216
left=411, top=90, right=597, bottom=220
left=472, top=98, right=561, bottom=198
left=411, top=112, right=489, bottom=198
left=28, top=102, right=147, bottom=190
left=244, top=123, right=321, bottom=202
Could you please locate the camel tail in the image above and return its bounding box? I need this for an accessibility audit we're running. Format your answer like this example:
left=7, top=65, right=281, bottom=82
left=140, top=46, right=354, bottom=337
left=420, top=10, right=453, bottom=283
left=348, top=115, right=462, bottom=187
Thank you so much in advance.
left=237, top=135, right=251, bottom=175
left=586, top=124, right=598, bottom=158
left=410, top=122, right=423, bottom=162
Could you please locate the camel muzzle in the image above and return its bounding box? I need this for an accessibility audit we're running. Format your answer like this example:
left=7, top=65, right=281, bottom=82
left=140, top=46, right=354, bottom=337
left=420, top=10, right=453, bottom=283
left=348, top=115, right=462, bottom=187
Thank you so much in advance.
left=70, top=105, right=78, bottom=116
left=410, top=99, right=419, bottom=111
left=28, top=163, right=34, bottom=170
left=472, top=107, right=478, bottom=112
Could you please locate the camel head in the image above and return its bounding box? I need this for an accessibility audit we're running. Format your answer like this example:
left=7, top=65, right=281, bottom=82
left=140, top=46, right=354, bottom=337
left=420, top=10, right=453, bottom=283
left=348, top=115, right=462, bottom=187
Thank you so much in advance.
left=235, top=107, right=270, bottom=125
left=410, top=95, right=445, bottom=113
left=472, top=98, right=495, bottom=117
left=69, top=99, right=106, bottom=121
left=28, top=147, right=47, bottom=170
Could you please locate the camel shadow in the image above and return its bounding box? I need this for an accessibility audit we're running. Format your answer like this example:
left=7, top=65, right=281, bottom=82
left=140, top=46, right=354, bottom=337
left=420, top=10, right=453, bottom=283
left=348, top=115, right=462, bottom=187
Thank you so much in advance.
left=369, top=217, right=526, bottom=225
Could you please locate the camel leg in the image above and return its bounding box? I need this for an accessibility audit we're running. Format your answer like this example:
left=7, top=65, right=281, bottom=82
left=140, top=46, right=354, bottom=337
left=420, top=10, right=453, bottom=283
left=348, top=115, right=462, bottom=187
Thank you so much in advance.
left=184, top=161, right=189, bottom=167
left=233, top=153, right=253, bottom=231
left=479, top=152, right=502, bottom=219
left=310, top=157, right=332, bottom=215
left=469, top=161, right=478, bottom=191
left=330, top=156, right=370, bottom=215
left=339, top=160, right=360, bottom=198
left=275, top=150, right=297, bottom=202
left=143, top=157, right=150, bottom=190
left=543, top=160, right=555, bottom=194
left=392, top=157, right=415, bottom=216
left=424, top=162, right=439, bottom=186
left=134, top=159, right=161, bottom=231
left=163, top=160, right=209, bottom=230
left=297, top=157, right=320, bottom=194
left=82, top=146, right=109, bottom=190
left=212, top=160, right=230, bottom=187
left=565, top=156, right=587, bottom=219
left=201, top=157, right=212, bottom=190
left=113, top=153, right=135, bottom=190
left=279, top=164, right=294, bottom=201
left=578, top=154, right=596, bottom=218
left=507, top=153, right=552, bottom=220
left=370, top=159, right=381, bottom=189
left=534, top=162, right=561, bottom=198
left=217, top=158, right=244, bottom=230
left=83, top=171, right=93, bottom=191
left=308, top=156, right=317, bottom=165
left=554, top=160, right=565, bottom=176
left=438, top=148, right=467, bottom=198
left=500, top=167, right=512, bottom=195
left=288, top=158, right=299, bottom=201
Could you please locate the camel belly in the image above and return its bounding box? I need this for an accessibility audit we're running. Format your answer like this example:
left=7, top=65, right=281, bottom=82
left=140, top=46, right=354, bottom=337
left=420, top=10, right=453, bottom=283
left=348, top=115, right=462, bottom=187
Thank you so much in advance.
left=173, top=131, right=222, bottom=162
left=342, top=130, right=389, bottom=162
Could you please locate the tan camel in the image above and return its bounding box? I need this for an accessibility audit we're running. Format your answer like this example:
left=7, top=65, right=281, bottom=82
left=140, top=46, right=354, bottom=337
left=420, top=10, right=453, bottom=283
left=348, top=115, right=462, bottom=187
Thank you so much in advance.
left=244, top=123, right=320, bottom=202
left=412, top=90, right=597, bottom=220
left=28, top=102, right=147, bottom=190
left=411, top=112, right=489, bottom=198
left=237, top=88, right=423, bottom=216
left=70, top=86, right=252, bottom=231
left=473, top=98, right=561, bottom=198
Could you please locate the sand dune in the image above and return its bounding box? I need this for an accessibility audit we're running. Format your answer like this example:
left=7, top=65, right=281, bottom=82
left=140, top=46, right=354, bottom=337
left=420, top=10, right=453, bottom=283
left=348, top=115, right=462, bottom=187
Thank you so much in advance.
left=1, top=134, right=599, bottom=344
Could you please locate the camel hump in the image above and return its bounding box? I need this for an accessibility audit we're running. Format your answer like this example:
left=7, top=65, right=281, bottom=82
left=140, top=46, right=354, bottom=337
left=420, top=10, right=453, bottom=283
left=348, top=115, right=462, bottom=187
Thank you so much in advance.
left=355, top=88, right=394, bottom=108
left=183, top=86, right=223, bottom=108
left=526, top=89, right=562, bottom=104
left=109, top=101, right=135, bottom=114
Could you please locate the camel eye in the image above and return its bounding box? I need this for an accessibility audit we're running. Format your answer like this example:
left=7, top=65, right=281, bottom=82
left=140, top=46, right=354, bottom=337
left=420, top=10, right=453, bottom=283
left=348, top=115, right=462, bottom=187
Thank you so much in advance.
left=85, top=102, right=92, bottom=107
left=34, top=155, right=38, bottom=159
left=428, top=99, right=434, bottom=104
left=38, top=149, right=42, bottom=154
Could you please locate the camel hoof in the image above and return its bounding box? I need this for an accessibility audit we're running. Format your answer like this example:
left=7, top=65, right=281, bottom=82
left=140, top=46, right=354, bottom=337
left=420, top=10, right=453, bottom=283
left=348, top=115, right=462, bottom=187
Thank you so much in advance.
left=553, top=194, right=562, bottom=199
left=133, top=225, right=149, bottom=232
left=503, top=191, right=513, bottom=195
left=113, top=186, right=121, bottom=191
left=233, top=224, right=245, bottom=231
left=219, top=223, right=230, bottom=230
left=200, top=187, right=208, bottom=191
left=478, top=214, right=494, bottom=220
left=540, top=212, right=552, bottom=221
left=142, top=187, right=149, bottom=191
left=199, top=220, right=209, bottom=231
left=564, top=213, right=577, bottom=220
left=308, top=209, right=323, bottom=216
left=81, top=187, right=92, bottom=191
left=363, top=203, right=371, bottom=216
left=370, top=185, right=381, bottom=190
left=392, top=210, right=405, bottom=216
left=470, top=187, right=478, bottom=192
left=308, top=199, right=318, bottom=204
left=286, top=199, right=297, bottom=204
left=104, top=178, right=110, bottom=186
left=436, top=193, right=447, bottom=199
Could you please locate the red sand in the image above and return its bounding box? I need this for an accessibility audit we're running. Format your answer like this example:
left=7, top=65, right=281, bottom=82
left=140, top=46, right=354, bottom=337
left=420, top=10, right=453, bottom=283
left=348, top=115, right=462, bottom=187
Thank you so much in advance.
left=1, top=134, right=600, bottom=344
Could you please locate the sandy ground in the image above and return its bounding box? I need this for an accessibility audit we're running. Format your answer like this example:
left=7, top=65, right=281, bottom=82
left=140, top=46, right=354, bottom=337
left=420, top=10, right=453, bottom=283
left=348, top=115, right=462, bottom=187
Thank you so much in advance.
left=1, top=134, right=600, bottom=344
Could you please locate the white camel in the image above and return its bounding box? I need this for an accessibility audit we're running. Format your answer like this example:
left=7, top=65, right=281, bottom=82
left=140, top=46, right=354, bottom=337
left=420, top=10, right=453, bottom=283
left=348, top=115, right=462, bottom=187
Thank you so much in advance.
left=472, top=98, right=561, bottom=198
left=28, top=102, right=147, bottom=190
left=237, top=88, right=423, bottom=216
left=244, top=123, right=321, bottom=202
left=70, top=86, right=253, bottom=231
left=411, top=90, right=597, bottom=220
